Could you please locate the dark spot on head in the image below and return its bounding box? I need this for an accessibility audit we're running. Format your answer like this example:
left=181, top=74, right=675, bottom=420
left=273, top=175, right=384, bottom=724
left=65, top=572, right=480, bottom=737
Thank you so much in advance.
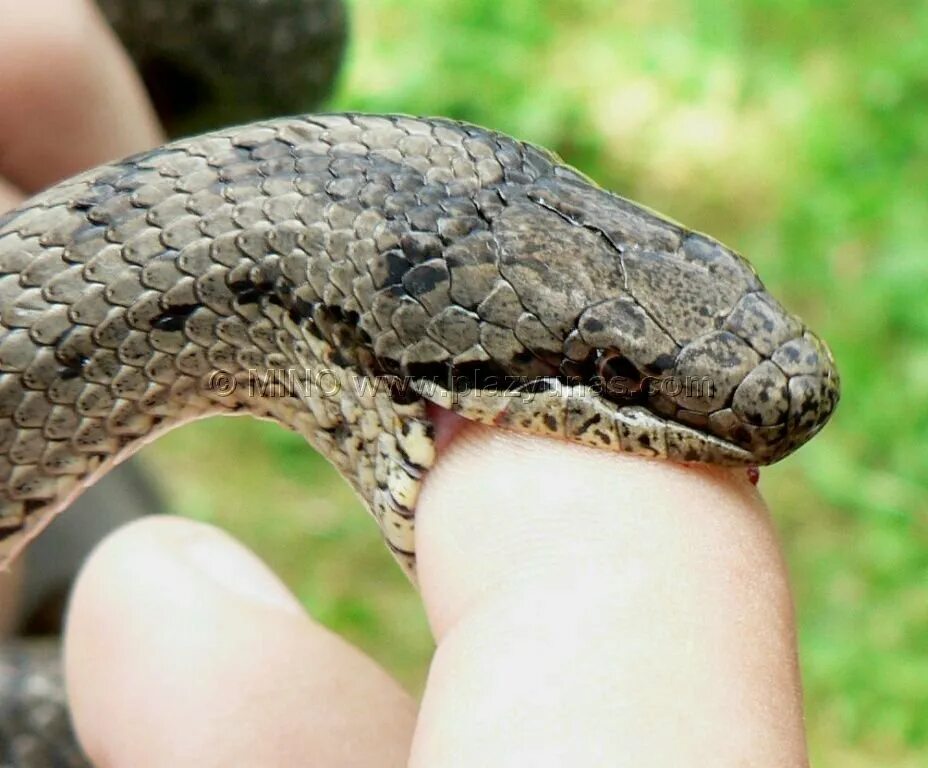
left=405, top=360, right=452, bottom=386
left=782, top=346, right=801, bottom=363
left=599, top=354, right=641, bottom=384
left=558, top=358, right=587, bottom=384
left=582, top=317, right=604, bottom=333
left=446, top=359, right=510, bottom=391
left=648, top=353, right=677, bottom=374
left=682, top=233, right=721, bottom=264
left=378, top=357, right=402, bottom=376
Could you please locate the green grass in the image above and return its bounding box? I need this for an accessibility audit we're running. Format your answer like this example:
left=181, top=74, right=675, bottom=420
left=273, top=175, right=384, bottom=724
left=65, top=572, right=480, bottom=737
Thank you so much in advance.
left=146, top=1, right=927, bottom=763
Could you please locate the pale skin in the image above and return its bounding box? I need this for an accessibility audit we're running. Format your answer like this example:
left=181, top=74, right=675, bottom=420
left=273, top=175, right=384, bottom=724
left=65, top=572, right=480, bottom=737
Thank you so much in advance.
left=0, top=2, right=811, bottom=765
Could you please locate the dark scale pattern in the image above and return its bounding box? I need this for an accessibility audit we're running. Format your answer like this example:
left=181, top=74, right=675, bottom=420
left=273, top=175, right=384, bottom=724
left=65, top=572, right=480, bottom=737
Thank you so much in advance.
left=0, top=116, right=840, bottom=760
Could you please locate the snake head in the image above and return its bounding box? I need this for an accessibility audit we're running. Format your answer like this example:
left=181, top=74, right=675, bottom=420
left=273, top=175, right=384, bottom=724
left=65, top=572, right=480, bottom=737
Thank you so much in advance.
left=395, top=160, right=839, bottom=466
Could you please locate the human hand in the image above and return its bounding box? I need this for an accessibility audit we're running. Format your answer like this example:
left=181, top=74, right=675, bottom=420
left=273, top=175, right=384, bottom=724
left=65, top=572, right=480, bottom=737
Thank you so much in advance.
left=65, top=424, right=810, bottom=767
left=0, top=0, right=162, bottom=212
left=0, top=0, right=163, bottom=634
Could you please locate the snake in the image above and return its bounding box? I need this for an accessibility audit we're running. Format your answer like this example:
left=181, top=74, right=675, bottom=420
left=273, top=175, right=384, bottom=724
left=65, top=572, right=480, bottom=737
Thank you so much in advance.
left=0, top=113, right=840, bottom=763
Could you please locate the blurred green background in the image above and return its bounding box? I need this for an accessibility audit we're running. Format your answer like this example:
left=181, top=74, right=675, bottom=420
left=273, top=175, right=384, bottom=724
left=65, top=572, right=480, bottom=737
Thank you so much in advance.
left=144, top=1, right=927, bottom=765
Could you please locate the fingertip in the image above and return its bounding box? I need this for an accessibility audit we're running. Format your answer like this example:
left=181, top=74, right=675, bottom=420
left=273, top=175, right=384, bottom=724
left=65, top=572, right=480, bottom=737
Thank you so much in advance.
left=65, top=516, right=416, bottom=767
left=411, top=428, right=805, bottom=767
left=64, top=517, right=298, bottom=763
left=415, top=424, right=768, bottom=635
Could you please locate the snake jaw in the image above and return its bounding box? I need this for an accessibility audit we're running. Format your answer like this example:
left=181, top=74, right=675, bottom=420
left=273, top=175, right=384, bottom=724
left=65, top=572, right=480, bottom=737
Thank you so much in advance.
left=405, top=315, right=839, bottom=468
left=410, top=376, right=756, bottom=466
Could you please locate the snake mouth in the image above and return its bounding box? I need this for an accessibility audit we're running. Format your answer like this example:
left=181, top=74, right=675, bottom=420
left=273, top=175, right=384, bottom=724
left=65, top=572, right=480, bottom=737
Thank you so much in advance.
left=391, top=346, right=655, bottom=406
left=398, top=326, right=838, bottom=468
left=397, top=353, right=752, bottom=467
left=423, top=391, right=761, bottom=486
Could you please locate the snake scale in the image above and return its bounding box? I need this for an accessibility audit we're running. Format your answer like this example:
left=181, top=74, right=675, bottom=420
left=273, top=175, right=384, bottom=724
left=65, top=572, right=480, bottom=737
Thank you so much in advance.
left=0, top=113, right=839, bottom=763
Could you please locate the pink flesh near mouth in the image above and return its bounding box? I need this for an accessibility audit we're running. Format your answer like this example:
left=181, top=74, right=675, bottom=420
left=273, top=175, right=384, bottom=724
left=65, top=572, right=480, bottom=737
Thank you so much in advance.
left=425, top=401, right=471, bottom=455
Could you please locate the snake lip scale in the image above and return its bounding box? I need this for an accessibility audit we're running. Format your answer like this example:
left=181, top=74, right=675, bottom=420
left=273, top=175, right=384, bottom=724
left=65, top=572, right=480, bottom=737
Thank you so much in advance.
left=0, top=112, right=840, bottom=579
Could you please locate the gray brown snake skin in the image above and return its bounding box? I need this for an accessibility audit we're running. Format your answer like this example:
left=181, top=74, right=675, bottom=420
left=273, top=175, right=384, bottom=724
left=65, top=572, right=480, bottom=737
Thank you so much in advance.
left=0, top=113, right=839, bottom=762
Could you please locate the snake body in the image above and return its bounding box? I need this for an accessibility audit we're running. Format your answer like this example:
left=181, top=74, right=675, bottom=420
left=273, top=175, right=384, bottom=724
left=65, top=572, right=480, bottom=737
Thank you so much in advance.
left=0, top=113, right=839, bottom=761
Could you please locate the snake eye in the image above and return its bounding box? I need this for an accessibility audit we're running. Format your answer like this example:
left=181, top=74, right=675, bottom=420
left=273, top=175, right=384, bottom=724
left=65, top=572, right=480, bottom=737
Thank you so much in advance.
left=595, top=351, right=645, bottom=401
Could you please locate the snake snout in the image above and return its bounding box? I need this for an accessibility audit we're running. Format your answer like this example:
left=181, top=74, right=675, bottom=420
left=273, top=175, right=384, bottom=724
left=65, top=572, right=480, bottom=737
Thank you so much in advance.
left=664, top=327, right=839, bottom=463
left=762, top=331, right=840, bottom=459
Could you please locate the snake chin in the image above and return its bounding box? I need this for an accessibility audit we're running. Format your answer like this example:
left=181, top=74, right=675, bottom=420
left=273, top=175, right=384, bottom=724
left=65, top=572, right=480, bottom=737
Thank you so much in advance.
left=423, top=387, right=760, bottom=487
